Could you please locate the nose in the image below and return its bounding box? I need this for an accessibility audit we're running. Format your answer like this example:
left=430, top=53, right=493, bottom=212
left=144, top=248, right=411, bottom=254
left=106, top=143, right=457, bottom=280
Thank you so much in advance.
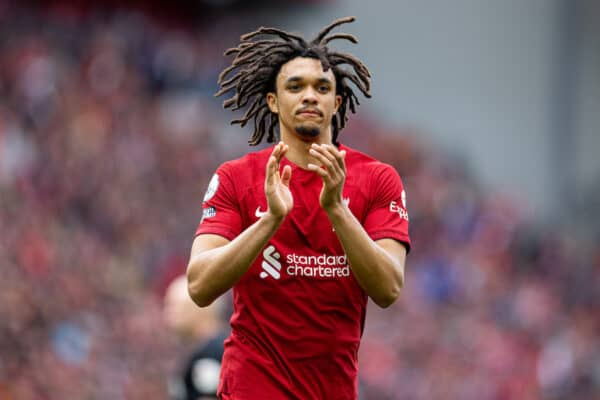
left=301, top=87, right=318, bottom=105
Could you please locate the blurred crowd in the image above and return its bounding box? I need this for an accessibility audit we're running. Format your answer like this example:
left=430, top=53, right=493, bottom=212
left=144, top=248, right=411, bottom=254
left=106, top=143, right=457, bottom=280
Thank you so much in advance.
left=0, top=4, right=598, bottom=400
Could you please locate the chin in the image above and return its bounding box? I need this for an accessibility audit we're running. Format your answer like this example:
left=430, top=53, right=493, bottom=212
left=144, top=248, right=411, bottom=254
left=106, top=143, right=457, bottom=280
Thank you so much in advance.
left=295, top=125, right=321, bottom=138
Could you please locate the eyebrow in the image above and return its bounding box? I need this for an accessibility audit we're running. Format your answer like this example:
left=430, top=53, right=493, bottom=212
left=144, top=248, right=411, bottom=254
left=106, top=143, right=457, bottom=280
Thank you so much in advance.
left=285, top=76, right=333, bottom=85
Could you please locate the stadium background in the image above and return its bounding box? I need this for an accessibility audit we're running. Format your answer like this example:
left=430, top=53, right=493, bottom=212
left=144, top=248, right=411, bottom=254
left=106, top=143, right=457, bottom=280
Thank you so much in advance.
left=1, top=0, right=598, bottom=399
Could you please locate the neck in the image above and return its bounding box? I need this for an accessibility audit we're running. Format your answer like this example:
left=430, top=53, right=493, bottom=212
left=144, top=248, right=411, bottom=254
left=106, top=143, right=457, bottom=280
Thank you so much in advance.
left=280, top=126, right=333, bottom=169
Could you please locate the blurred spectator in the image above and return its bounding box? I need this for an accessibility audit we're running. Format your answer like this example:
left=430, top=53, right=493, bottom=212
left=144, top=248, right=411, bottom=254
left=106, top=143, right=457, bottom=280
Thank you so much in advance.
left=0, top=3, right=597, bottom=400
left=163, top=275, right=228, bottom=400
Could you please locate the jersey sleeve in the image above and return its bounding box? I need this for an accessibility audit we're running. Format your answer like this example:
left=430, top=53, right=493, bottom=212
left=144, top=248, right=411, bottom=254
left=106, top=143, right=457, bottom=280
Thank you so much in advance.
left=362, top=164, right=411, bottom=252
left=195, top=165, right=243, bottom=241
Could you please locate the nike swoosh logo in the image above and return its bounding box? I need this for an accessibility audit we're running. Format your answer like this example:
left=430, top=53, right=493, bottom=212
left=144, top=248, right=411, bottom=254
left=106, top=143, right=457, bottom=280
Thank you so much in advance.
left=255, top=206, right=268, bottom=218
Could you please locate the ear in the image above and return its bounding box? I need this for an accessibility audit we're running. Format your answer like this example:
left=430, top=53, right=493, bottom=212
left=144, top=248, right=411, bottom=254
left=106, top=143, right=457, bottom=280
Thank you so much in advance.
left=266, top=92, right=278, bottom=114
left=334, top=94, right=342, bottom=113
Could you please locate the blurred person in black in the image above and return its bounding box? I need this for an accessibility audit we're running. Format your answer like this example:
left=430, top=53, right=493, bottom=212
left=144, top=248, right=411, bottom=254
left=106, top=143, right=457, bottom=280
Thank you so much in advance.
left=164, top=275, right=229, bottom=400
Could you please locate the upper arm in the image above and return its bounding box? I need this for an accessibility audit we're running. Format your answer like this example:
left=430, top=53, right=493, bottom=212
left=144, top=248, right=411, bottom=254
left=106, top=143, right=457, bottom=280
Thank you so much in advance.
left=187, top=234, right=231, bottom=307
left=190, top=234, right=231, bottom=259
left=195, top=168, right=244, bottom=241
left=375, top=238, right=407, bottom=269
left=363, top=164, right=411, bottom=251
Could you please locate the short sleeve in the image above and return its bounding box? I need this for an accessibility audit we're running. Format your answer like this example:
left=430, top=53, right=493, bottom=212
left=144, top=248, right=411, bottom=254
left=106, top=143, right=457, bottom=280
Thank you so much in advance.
left=195, top=165, right=243, bottom=241
left=362, top=164, right=411, bottom=252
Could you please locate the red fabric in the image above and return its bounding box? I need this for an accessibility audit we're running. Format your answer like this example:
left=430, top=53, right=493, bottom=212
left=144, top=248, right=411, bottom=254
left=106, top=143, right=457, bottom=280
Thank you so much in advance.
left=196, top=144, right=410, bottom=399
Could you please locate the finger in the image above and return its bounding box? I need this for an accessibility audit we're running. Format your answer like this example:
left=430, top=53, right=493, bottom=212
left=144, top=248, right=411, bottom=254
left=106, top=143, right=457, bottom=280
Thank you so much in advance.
left=279, top=143, right=289, bottom=159
left=310, top=143, right=337, bottom=158
left=274, top=142, right=288, bottom=163
left=309, top=147, right=336, bottom=172
left=336, top=149, right=346, bottom=170
left=325, top=144, right=342, bottom=156
left=314, top=144, right=344, bottom=171
left=267, top=143, right=285, bottom=178
left=270, top=142, right=283, bottom=162
left=269, top=141, right=286, bottom=171
left=323, top=145, right=346, bottom=173
left=266, top=155, right=279, bottom=186
left=281, top=165, right=292, bottom=187
left=324, top=145, right=345, bottom=169
left=306, top=163, right=328, bottom=178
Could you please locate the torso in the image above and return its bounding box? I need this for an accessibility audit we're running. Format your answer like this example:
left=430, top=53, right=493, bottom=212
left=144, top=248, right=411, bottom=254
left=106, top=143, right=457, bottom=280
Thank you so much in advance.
left=197, top=143, right=410, bottom=400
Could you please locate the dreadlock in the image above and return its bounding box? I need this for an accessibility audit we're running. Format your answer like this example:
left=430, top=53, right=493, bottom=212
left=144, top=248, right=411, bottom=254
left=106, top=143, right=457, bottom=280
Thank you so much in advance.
left=215, top=16, right=371, bottom=146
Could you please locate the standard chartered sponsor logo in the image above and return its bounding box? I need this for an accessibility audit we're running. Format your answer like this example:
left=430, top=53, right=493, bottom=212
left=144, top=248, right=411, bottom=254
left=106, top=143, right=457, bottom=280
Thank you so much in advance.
left=286, top=253, right=350, bottom=278
left=260, top=246, right=350, bottom=280
left=260, top=245, right=282, bottom=279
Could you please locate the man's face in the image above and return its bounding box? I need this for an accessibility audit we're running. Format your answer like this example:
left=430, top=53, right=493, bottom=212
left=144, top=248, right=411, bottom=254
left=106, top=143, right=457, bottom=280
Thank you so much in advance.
left=267, top=57, right=341, bottom=141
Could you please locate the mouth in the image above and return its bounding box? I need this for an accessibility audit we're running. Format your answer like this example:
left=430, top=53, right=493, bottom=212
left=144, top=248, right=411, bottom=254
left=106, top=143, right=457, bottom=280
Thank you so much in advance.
left=296, top=108, right=323, bottom=118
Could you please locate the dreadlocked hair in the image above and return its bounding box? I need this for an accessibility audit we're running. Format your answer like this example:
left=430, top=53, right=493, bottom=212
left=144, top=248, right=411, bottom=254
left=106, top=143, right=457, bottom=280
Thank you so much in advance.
left=215, top=16, right=371, bottom=146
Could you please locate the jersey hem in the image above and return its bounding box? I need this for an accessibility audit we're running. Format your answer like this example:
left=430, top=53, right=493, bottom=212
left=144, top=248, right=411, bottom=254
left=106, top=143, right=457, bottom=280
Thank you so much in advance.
left=195, top=227, right=238, bottom=241
left=370, top=231, right=411, bottom=252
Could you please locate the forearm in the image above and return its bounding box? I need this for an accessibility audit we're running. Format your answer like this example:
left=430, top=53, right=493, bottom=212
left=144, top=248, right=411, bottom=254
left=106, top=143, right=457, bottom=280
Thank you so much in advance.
left=187, top=214, right=283, bottom=306
left=327, top=204, right=404, bottom=308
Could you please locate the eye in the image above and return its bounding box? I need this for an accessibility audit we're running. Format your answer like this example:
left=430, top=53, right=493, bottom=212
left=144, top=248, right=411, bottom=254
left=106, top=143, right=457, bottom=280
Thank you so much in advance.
left=318, top=85, right=331, bottom=93
left=287, top=84, right=301, bottom=92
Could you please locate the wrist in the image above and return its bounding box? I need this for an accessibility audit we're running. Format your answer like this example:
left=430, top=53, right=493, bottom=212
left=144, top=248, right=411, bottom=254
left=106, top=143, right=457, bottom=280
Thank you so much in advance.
left=261, top=210, right=286, bottom=225
left=325, top=201, right=349, bottom=221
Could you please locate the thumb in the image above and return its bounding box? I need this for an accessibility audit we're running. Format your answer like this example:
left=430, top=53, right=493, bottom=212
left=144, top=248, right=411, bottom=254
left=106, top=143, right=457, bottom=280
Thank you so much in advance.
left=280, top=165, right=292, bottom=187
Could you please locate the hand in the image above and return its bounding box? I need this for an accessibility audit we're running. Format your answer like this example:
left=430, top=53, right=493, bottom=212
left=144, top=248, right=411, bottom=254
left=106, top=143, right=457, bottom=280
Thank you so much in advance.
left=264, top=142, right=293, bottom=219
left=306, top=143, right=347, bottom=212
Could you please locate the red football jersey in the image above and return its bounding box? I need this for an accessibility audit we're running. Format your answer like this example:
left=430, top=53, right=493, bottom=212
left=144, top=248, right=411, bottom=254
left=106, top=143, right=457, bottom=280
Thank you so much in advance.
left=196, top=144, right=410, bottom=400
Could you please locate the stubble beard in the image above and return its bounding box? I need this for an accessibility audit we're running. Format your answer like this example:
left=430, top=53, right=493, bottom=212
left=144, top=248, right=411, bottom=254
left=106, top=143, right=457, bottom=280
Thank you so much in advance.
left=295, top=125, right=321, bottom=138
